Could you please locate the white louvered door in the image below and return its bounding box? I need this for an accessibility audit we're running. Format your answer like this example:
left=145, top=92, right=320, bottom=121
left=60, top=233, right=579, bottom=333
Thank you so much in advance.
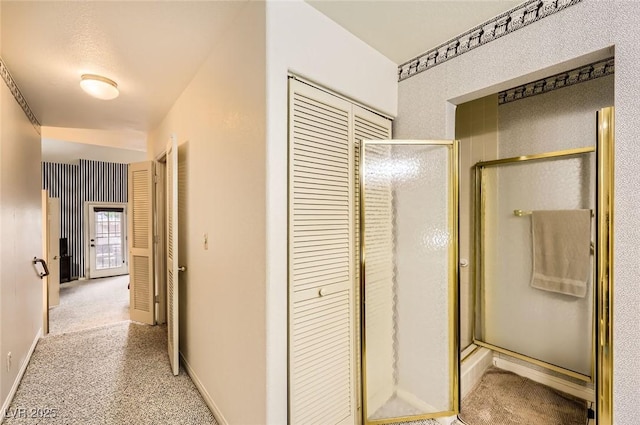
left=128, top=161, right=155, bottom=325
left=166, top=136, right=179, bottom=376
left=289, top=79, right=356, bottom=425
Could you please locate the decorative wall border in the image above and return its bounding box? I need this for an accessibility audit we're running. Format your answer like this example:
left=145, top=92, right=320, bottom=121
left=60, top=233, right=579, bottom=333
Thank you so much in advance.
left=398, top=0, right=583, bottom=82
left=0, top=57, right=41, bottom=135
left=498, top=57, right=614, bottom=104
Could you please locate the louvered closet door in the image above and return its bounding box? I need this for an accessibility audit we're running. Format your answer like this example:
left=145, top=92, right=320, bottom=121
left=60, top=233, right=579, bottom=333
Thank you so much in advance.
left=352, top=106, right=392, bottom=413
left=289, top=79, right=356, bottom=425
left=128, top=161, right=155, bottom=325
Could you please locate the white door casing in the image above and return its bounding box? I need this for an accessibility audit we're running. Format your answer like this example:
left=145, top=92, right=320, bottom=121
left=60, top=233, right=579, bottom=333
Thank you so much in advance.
left=167, top=135, right=180, bottom=376
left=128, top=161, right=155, bottom=325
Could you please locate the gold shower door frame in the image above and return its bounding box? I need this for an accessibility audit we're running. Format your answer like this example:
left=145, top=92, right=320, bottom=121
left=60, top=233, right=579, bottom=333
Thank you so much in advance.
left=359, top=140, right=460, bottom=425
left=471, top=107, right=614, bottom=424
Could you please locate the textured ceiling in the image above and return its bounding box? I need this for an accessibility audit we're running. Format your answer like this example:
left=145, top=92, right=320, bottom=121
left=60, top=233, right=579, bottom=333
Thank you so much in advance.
left=1, top=1, right=246, bottom=133
left=306, top=0, right=522, bottom=64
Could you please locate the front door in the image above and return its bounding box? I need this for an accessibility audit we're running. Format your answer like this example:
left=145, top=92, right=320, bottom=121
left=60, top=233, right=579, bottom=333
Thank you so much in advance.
left=88, top=204, right=128, bottom=278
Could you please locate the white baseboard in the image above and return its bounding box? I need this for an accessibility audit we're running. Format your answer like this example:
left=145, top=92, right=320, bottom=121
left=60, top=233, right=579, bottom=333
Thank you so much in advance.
left=1, top=328, right=41, bottom=423
left=492, top=356, right=595, bottom=402
left=180, top=352, right=228, bottom=425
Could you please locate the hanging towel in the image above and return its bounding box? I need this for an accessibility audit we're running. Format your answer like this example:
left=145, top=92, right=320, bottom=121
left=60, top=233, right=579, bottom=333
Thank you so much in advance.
left=531, top=209, right=592, bottom=298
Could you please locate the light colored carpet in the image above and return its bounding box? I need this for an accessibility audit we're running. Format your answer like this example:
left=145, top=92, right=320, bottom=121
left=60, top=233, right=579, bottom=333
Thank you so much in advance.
left=5, top=321, right=216, bottom=425
left=50, top=276, right=129, bottom=335
left=459, top=367, right=588, bottom=425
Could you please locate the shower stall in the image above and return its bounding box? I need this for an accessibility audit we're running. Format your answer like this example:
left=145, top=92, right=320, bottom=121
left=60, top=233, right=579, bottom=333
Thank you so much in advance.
left=458, top=106, right=615, bottom=424
left=473, top=147, right=596, bottom=382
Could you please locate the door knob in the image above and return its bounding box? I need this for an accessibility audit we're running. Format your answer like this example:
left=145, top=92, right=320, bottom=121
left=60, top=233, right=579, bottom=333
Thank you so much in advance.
left=178, top=266, right=186, bottom=272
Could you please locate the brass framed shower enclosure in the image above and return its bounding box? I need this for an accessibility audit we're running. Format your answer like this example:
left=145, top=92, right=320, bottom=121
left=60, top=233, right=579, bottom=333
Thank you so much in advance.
left=471, top=107, right=614, bottom=424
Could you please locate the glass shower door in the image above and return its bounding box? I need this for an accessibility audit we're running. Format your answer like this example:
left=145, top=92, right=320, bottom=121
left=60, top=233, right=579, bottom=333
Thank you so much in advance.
left=360, top=140, right=459, bottom=424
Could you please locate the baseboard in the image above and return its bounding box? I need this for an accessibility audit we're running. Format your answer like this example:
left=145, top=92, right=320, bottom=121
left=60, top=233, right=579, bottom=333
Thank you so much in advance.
left=493, top=356, right=595, bottom=402
left=1, top=328, right=41, bottom=423
left=180, top=352, right=228, bottom=425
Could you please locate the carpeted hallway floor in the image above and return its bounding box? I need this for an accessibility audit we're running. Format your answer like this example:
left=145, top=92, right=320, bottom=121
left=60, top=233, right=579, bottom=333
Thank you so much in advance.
left=49, top=276, right=130, bottom=335
left=4, top=322, right=216, bottom=425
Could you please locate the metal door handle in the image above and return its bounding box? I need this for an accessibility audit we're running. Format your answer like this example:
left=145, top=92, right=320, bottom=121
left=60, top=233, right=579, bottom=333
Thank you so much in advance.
left=178, top=266, right=187, bottom=272
left=33, top=257, right=50, bottom=279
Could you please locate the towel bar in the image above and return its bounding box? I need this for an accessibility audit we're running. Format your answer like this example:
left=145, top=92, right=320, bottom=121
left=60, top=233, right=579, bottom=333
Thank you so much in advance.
left=514, top=209, right=594, bottom=217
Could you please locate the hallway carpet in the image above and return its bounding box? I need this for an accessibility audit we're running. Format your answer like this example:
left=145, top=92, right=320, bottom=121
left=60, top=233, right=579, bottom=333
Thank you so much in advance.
left=50, top=276, right=129, bottom=335
left=458, top=367, right=588, bottom=425
left=4, top=322, right=216, bottom=425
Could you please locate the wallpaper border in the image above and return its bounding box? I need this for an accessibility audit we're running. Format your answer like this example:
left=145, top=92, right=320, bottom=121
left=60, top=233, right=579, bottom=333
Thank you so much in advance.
left=398, top=0, right=583, bottom=82
left=498, top=57, right=614, bottom=104
left=0, top=57, right=42, bottom=135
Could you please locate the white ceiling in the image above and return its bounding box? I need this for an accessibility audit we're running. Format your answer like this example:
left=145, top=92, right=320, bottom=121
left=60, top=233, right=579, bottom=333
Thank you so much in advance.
left=306, top=0, right=522, bottom=64
left=1, top=1, right=246, bottom=133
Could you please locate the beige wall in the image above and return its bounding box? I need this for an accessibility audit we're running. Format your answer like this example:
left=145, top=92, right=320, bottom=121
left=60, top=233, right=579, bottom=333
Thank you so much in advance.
left=0, top=78, right=43, bottom=408
left=148, top=3, right=267, bottom=424
left=454, top=95, right=498, bottom=350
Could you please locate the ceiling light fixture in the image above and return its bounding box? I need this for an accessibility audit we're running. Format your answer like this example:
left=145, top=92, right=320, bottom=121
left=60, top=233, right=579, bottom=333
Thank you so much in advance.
left=80, top=74, right=119, bottom=100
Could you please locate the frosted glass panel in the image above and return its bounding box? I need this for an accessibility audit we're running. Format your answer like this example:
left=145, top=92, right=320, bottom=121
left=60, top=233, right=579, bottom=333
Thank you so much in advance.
left=362, top=142, right=455, bottom=422
left=478, top=154, right=594, bottom=376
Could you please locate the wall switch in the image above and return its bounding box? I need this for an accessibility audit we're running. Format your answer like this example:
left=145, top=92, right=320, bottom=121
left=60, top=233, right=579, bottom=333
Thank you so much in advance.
left=203, top=233, right=209, bottom=250
left=6, top=352, right=11, bottom=372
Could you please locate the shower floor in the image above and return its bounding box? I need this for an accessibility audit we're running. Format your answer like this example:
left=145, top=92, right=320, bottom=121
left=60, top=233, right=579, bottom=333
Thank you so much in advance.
left=459, top=366, right=588, bottom=425
left=369, top=393, right=440, bottom=424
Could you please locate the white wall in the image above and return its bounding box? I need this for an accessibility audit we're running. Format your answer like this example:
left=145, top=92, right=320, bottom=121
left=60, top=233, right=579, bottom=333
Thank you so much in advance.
left=395, top=1, right=640, bottom=420
left=148, top=3, right=267, bottom=424
left=0, top=77, right=43, bottom=409
left=265, top=1, right=397, bottom=423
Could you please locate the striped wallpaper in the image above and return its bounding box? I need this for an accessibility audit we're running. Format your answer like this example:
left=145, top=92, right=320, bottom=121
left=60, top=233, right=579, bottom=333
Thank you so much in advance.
left=42, top=160, right=128, bottom=278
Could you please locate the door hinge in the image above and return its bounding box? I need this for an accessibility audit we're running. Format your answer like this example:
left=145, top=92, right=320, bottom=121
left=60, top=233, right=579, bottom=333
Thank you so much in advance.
left=155, top=295, right=160, bottom=303
left=153, top=235, right=159, bottom=244
left=154, top=175, right=159, bottom=184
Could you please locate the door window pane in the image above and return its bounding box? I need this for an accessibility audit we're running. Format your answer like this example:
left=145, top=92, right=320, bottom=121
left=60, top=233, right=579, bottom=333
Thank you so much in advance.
left=95, top=211, right=124, bottom=270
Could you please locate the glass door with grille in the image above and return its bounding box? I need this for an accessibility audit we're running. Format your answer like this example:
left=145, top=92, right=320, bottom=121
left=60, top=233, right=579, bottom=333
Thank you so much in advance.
left=88, top=204, right=128, bottom=278
left=360, top=140, right=459, bottom=424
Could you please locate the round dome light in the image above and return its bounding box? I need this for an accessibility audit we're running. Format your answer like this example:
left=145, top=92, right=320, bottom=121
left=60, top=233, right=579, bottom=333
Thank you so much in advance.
left=80, top=74, right=119, bottom=100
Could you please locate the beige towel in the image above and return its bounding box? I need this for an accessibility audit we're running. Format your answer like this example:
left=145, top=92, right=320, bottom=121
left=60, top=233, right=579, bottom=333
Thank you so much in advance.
left=531, top=210, right=592, bottom=298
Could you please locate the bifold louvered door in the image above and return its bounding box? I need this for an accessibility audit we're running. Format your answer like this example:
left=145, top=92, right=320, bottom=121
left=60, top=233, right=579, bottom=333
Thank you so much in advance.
left=128, top=161, right=155, bottom=325
left=288, top=79, right=392, bottom=425
left=289, top=80, right=355, bottom=425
